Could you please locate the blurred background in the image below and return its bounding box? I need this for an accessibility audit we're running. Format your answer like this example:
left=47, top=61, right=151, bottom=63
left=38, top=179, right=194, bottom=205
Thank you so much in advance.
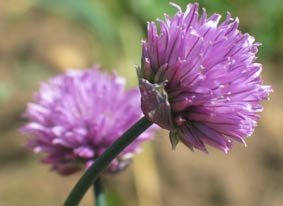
left=0, top=0, right=282, bottom=206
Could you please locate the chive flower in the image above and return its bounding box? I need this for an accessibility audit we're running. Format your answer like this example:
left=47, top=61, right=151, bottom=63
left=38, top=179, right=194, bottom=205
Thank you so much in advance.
left=137, top=3, right=272, bottom=153
left=21, top=67, right=156, bottom=175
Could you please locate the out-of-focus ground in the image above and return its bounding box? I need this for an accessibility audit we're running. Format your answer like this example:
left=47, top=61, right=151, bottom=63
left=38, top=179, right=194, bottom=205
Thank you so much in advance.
left=0, top=1, right=282, bottom=206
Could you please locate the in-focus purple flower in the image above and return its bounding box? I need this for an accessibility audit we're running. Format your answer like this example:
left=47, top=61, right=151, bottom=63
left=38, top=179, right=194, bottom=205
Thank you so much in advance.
left=137, top=3, right=272, bottom=153
left=21, top=67, right=156, bottom=175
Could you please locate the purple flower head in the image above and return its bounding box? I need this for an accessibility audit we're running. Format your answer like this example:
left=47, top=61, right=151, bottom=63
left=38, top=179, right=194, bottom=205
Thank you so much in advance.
left=21, top=67, right=156, bottom=175
left=137, top=3, right=272, bottom=153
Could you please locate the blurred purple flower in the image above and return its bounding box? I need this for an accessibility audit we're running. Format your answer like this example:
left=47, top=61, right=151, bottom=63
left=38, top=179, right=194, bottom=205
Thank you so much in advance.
left=137, top=3, right=272, bottom=153
left=21, top=67, right=156, bottom=175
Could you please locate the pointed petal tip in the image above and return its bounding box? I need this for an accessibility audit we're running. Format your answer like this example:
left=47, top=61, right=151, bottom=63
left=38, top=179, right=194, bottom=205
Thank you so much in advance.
left=223, top=148, right=230, bottom=154
left=169, top=2, right=182, bottom=12
left=202, top=147, right=209, bottom=154
left=169, top=131, right=180, bottom=151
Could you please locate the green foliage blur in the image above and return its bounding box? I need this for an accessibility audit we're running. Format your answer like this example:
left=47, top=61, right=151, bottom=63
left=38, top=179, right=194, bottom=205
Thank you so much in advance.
left=35, top=0, right=283, bottom=63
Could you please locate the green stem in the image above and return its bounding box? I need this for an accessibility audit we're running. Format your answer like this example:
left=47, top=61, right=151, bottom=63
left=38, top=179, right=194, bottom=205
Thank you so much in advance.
left=64, top=116, right=152, bottom=206
left=94, top=178, right=106, bottom=206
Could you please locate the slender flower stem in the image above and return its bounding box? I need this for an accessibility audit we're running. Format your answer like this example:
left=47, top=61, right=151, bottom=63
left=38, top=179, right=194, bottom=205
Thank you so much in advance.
left=94, top=178, right=106, bottom=206
left=64, top=116, right=153, bottom=206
